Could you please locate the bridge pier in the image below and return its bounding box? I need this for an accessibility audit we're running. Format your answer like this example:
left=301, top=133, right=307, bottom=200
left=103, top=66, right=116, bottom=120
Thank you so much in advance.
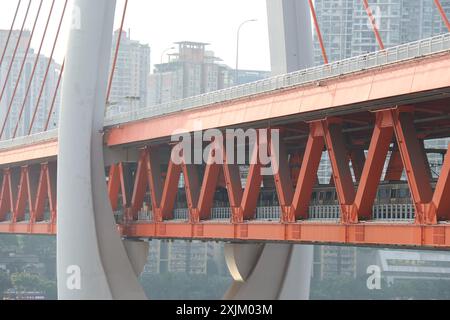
left=224, top=243, right=313, bottom=300
left=57, top=0, right=147, bottom=299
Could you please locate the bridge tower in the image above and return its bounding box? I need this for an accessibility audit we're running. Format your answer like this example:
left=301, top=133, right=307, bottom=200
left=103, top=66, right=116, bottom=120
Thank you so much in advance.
left=57, top=0, right=148, bottom=299
left=224, top=0, right=315, bottom=300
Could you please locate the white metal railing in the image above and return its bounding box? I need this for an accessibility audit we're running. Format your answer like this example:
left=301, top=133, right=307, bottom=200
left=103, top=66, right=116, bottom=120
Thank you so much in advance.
left=255, top=206, right=281, bottom=220
left=211, top=207, right=231, bottom=220
left=372, top=203, right=415, bottom=221
left=137, top=210, right=152, bottom=221
left=104, top=33, right=450, bottom=127
left=309, top=205, right=341, bottom=220
left=308, top=203, right=415, bottom=221
left=174, top=208, right=189, bottom=220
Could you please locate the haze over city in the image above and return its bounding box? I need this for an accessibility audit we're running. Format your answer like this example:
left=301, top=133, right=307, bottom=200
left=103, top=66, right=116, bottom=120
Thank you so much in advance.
left=1, top=0, right=450, bottom=305
left=0, top=0, right=271, bottom=71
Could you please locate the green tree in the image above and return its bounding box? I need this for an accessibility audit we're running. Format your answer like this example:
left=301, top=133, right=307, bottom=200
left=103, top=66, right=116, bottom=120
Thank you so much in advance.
left=11, top=272, right=42, bottom=291
left=10, top=272, right=57, bottom=299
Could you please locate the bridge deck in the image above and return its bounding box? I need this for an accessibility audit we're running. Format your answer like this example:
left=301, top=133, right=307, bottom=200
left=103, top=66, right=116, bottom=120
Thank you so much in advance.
left=0, top=35, right=450, bottom=249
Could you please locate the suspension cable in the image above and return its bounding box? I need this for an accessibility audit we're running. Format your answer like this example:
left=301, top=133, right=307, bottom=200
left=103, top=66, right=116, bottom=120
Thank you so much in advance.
left=0, top=0, right=22, bottom=68
left=11, top=0, right=56, bottom=138
left=106, top=0, right=129, bottom=105
left=44, top=59, right=64, bottom=131
left=308, top=0, right=328, bottom=64
left=433, top=0, right=450, bottom=32
left=0, top=0, right=44, bottom=139
left=0, top=0, right=33, bottom=107
left=27, top=0, right=68, bottom=136
left=361, top=0, right=385, bottom=50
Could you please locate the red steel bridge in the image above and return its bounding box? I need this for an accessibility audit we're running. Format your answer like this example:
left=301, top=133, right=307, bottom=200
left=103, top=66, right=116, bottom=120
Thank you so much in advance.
left=2, top=0, right=450, bottom=250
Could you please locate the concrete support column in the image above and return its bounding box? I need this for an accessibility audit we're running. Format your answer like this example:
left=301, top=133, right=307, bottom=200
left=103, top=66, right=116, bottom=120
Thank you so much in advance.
left=57, top=0, right=147, bottom=300
left=266, top=0, right=314, bottom=74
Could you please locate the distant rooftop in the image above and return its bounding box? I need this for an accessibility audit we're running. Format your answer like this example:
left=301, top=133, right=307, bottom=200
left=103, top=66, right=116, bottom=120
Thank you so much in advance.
left=174, top=41, right=210, bottom=46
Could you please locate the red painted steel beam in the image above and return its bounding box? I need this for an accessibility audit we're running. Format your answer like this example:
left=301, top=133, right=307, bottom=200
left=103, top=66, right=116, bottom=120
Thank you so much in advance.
left=431, top=142, right=450, bottom=220
left=27, top=165, right=40, bottom=223
left=120, top=222, right=450, bottom=249
left=34, top=164, right=50, bottom=222
left=292, top=122, right=324, bottom=219
left=14, top=166, right=31, bottom=223
left=108, top=164, right=121, bottom=211
left=0, top=169, right=12, bottom=222
left=2, top=221, right=450, bottom=250
left=130, top=151, right=149, bottom=220
left=222, top=146, right=244, bottom=221
left=240, top=143, right=262, bottom=222
left=271, top=137, right=294, bottom=222
left=353, top=111, right=394, bottom=221
left=46, top=162, right=57, bottom=224
left=322, top=118, right=356, bottom=223
left=159, top=159, right=182, bottom=221
left=391, top=108, right=435, bottom=224
left=182, top=163, right=201, bottom=223
left=289, top=153, right=303, bottom=186
left=147, top=148, right=164, bottom=220
left=197, top=145, right=222, bottom=220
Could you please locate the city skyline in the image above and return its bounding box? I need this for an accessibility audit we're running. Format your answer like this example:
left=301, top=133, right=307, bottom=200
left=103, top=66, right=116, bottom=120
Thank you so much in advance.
left=0, top=30, right=61, bottom=140
left=0, top=0, right=271, bottom=72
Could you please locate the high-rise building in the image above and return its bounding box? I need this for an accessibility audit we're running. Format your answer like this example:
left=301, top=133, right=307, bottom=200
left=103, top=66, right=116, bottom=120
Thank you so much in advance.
left=143, top=240, right=227, bottom=276
left=148, top=42, right=270, bottom=106
left=313, top=245, right=358, bottom=280
left=314, top=0, right=450, bottom=65
left=0, top=30, right=61, bottom=140
left=144, top=240, right=211, bottom=275
left=107, top=29, right=150, bottom=115
left=148, top=42, right=233, bottom=106
left=234, top=70, right=271, bottom=86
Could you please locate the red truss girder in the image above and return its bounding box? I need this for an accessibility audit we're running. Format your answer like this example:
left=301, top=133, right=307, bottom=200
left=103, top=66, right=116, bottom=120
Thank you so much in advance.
left=108, top=107, right=450, bottom=226
left=0, top=163, right=56, bottom=229
left=3, top=106, right=450, bottom=241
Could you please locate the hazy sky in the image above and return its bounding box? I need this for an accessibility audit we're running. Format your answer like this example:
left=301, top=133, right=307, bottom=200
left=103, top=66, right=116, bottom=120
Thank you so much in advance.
left=0, top=0, right=271, bottom=71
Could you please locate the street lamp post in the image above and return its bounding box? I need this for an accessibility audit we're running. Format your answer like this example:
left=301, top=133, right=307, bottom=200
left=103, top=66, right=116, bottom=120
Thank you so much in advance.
left=235, top=19, right=257, bottom=85
left=159, top=46, right=175, bottom=104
